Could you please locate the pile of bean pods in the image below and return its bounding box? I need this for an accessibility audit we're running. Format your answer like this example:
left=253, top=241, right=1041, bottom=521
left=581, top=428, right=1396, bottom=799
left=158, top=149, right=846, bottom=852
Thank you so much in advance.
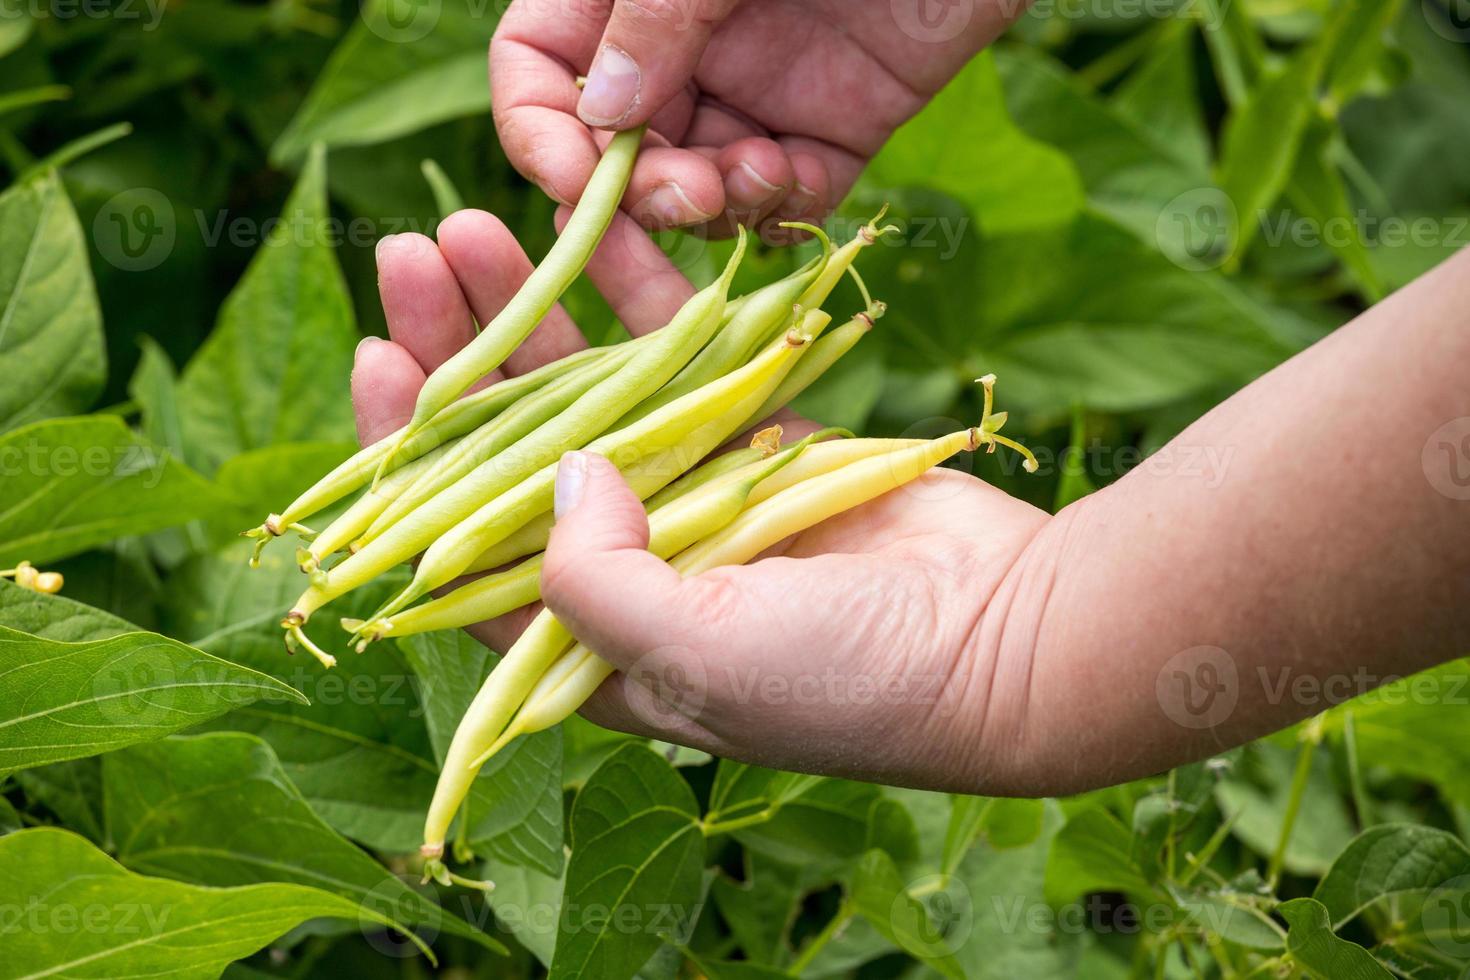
left=243, top=129, right=1037, bottom=888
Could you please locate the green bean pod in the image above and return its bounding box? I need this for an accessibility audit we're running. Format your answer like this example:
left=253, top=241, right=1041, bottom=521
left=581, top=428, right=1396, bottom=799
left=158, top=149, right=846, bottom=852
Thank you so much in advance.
left=383, top=127, right=645, bottom=471
left=242, top=343, right=617, bottom=563
left=354, top=325, right=808, bottom=629
left=615, top=252, right=827, bottom=426
left=419, top=439, right=813, bottom=865
left=286, top=232, right=749, bottom=627
left=743, top=308, right=877, bottom=427
left=355, top=346, right=637, bottom=549
left=303, top=444, right=453, bottom=571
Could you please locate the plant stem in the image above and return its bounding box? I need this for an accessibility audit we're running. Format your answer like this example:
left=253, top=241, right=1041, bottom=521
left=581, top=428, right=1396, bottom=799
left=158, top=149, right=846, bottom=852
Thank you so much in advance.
left=789, top=898, right=852, bottom=976
left=1268, top=718, right=1324, bottom=885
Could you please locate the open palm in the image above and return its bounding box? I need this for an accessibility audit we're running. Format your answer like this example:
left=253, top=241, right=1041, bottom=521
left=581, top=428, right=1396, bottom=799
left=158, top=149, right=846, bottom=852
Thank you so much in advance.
left=490, top=0, right=1017, bottom=237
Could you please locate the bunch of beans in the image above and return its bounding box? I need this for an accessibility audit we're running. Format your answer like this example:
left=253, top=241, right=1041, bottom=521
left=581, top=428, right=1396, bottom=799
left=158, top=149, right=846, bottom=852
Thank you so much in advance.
left=244, top=129, right=1036, bottom=888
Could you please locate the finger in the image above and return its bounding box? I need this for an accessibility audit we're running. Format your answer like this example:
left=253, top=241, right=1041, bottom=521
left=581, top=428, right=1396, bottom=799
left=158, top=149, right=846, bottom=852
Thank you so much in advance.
left=376, top=234, right=478, bottom=375
left=556, top=208, right=696, bottom=334
left=435, top=209, right=589, bottom=376
left=716, top=138, right=793, bottom=231
left=350, top=337, right=426, bottom=446
left=491, top=38, right=723, bottom=229
left=761, top=150, right=833, bottom=245
left=577, top=0, right=742, bottom=132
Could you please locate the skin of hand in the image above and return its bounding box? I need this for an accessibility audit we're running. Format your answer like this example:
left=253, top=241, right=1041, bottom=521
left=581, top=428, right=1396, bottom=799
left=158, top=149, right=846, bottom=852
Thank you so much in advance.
left=489, top=0, right=1026, bottom=239
left=354, top=213, right=1470, bottom=797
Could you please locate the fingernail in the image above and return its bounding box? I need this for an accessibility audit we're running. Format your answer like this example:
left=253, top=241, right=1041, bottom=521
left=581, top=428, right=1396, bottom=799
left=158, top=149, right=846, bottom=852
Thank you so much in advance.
left=579, top=45, right=641, bottom=127
left=777, top=183, right=817, bottom=219
left=635, top=182, right=713, bottom=228
left=554, top=452, right=589, bottom=519
left=727, top=162, right=784, bottom=209
left=355, top=336, right=383, bottom=359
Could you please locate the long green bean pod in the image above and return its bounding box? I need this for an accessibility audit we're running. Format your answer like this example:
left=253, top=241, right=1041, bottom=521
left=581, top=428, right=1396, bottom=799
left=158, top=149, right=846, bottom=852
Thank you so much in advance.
left=380, top=127, right=645, bottom=476
left=794, top=208, right=897, bottom=315
left=242, top=342, right=617, bottom=564
left=284, top=234, right=750, bottom=641
left=302, top=443, right=454, bottom=573
left=355, top=346, right=637, bottom=549
left=351, top=325, right=808, bottom=632
left=743, top=308, right=878, bottom=427
left=419, top=439, right=813, bottom=875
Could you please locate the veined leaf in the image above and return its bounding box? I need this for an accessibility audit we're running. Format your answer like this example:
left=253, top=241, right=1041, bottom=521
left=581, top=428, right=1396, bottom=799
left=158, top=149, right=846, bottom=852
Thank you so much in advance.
left=0, top=827, right=436, bottom=974
left=0, top=172, right=104, bottom=433
left=0, top=576, right=133, bottom=641
left=1044, top=807, right=1155, bottom=907
left=104, top=732, right=505, bottom=954
left=1278, top=897, right=1394, bottom=979
left=0, top=621, right=303, bottom=775
left=1313, top=824, right=1470, bottom=929
left=851, top=849, right=965, bottom=979
left=550, top=744, right=704, bottom=980
left=176, top=145, right=357, bottom=474
left=0, top=415, right=224, bottom=567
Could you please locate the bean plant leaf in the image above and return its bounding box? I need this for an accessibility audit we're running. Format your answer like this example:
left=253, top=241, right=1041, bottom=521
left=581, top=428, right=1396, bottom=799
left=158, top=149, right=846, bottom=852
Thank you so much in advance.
left=867, top=51, right=1084, bottom=235
left=0, top=827, right=436, bottom=973
left=1045, top=806, right=1154, bottom=907
left=551, top=744, right=705, bottom=980
left=1278, top=897, right=1394, bottom=980
left=0, top=621, right=304, bottom=776
left=103, top=732, right=506, bottom=954
left=1313, top=824, right=1470, bottom=929
left=851, top=849, right=965, bottom=979
left=0, top=415, right=224, bottom=568
left=271, top=0, right=501, bottom=163
left=176, top=145, right=357, bottom=473
left=0, top=171, right=105, bottom=433
left=0, top=576, right=133, bottom=641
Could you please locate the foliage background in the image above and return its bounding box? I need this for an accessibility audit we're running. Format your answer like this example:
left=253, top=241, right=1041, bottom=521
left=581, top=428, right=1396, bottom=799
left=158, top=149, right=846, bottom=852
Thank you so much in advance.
left=2, top=0, right=1470, bottom=977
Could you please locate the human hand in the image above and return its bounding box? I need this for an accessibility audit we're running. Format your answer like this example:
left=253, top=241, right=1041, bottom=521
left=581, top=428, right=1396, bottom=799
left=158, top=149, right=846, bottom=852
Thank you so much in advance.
left=490, top=0, right=1021, bottom=238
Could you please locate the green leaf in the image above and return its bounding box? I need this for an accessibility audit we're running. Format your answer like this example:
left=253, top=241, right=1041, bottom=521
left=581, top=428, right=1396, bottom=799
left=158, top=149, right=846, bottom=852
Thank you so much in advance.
left=176, top=145, right=357, bottom=474
left=0, top=794, right=18, bottom=834
left=1174, top=888, right=1286, bottom=950
left=1111, top=22, right=1211, bottom=174
left=0, top=827, right=437, bottom=973
left=1216, top=741, right=1355, bottom=876
left=272, top=0, right=501, bottom=163
left=0, top=15, right=33, bottom=58
left=0, top=576, right=133, bottom=641
left=710, top=852, right=812, bottom=968
left=551, top=744, right=704, bottom=980
left=0, top=620, right=304, bottom=775
left=13, top=759, right=105, bottom=844
left=851, top=849, right=965, bottom=979
left=1278, top=897, right=1394, bottom=979
left=0, top=172, right=104, bottom=432
left=0, top=415, right=224, bottom=567
left=868, top=51, right=1084, bottom=235
left=421, top=158, right=465, bottom=218
left=1052, top=405, right=1097, bottom=511
left=1044, top=807, right=1154, bottom=907
left=104, top=732, right=505, bottom=954
left=127, top=337, right=185, bottom=464
left=1314, top=824, right=1470, bottom=929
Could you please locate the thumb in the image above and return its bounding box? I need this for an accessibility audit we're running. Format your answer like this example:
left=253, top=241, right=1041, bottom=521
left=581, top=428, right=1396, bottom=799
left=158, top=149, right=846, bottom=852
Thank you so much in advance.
left=541, top=451, right=684, bottom=658
left=577, top=0, right=740, bottom=129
